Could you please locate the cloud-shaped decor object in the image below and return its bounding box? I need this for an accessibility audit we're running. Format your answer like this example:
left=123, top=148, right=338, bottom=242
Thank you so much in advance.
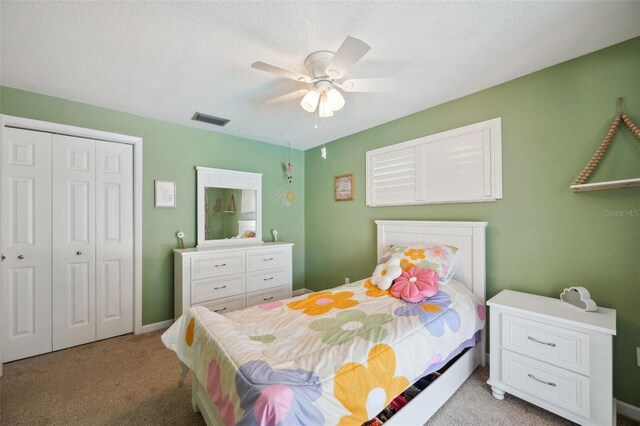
left=560, top=287, right=597, bottom=312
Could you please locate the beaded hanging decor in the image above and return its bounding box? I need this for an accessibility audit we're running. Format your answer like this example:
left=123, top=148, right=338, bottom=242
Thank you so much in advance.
left=572, top=98, right=640, bottom=187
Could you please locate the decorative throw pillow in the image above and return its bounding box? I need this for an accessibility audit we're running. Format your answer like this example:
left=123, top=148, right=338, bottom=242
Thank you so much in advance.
left=371, top=258, right=403, bottom=290
left=390, top=266, right=439, bottom=303
left=379, top=243, right=459, bottom=285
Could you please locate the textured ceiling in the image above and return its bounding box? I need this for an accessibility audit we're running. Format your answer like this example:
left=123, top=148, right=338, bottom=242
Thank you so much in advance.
left=1, top=1, right=639, bottom=150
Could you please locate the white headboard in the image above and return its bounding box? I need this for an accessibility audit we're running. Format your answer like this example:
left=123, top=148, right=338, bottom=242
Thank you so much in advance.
left=376, top=220, right=488, bottom=303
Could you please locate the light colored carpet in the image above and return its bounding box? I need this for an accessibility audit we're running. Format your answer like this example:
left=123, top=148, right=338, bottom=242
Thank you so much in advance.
left=0, top=330, right=637, bottom=426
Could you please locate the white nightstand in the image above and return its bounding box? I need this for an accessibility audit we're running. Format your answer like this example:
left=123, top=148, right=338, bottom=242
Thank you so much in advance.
left=487, top=290, right=616, bottom=426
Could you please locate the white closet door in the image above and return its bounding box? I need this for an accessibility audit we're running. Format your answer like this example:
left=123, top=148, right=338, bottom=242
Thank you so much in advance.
left=95, top=141, right=133, bottom=340
left=1, top=128, right=53, bottom=362
left=52, top=135, right=96, bottom=351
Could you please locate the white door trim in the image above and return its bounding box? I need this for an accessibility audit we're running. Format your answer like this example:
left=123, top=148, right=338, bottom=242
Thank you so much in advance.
left=0, top=114, right=144, bottom=374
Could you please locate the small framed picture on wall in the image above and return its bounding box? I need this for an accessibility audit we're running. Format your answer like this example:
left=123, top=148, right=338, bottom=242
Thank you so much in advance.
left=155, top=180, right=176, bottom=208
left=334, top=173, right=354, bottom=201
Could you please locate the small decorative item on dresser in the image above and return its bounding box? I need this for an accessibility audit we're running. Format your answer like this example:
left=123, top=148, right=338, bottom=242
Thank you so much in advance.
left=272, top=229, right=278, bottom=242
left=560, top=287, right=597, bottom=311
left=334, top=173, right=354, bottom=201
left=176, top=231, right=185, bottom=249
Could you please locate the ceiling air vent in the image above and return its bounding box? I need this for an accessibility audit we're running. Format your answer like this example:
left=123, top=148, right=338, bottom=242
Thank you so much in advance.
left=192, top=112, right=230, bottom=127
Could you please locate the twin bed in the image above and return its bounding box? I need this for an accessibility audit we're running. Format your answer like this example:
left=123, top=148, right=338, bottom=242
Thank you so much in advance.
left=163, top=220, right=488, bottom=425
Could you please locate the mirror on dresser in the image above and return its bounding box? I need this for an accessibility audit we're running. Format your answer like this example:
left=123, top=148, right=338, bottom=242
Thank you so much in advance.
left=196, top=167, right=263, bottom=247
left=176, top=166, right=293, bottom=318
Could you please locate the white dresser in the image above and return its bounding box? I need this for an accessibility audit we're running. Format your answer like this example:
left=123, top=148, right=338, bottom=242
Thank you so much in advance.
left=487, top=290, right=616, bottom=426
left=173, top=242, right=293, bottom=318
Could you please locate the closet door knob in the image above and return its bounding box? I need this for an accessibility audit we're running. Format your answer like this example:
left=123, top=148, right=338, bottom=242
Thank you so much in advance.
left=17, top=255, right=24, bottom=260
left=76, top=251, right=82, bottom=255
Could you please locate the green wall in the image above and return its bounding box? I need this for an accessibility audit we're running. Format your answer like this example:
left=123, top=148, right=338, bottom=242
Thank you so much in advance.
left=305, top=37, right=640, bottom=406
left=0, top=86, right=306, bottom=325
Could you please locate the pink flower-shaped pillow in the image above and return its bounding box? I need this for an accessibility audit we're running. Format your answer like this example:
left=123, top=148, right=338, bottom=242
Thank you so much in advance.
left=390, top=266, right=439, bottom=303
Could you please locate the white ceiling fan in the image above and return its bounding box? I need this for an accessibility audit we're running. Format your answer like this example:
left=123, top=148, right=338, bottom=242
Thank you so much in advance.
left=251, top=36, right=394, bottom=118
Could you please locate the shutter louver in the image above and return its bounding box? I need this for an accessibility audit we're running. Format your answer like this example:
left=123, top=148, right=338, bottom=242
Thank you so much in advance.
left=369, top=147, right=416, bottom=205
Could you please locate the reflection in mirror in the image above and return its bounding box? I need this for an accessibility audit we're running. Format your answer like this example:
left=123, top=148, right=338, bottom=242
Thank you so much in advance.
left=196, top=166, right=262, bottom=247
left=205, top=187, right=257, bottom=240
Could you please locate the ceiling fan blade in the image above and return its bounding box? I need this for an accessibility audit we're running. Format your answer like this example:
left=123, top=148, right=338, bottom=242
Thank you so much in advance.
left=251, top=61, right=313, bottom=83
left=339, top=78, right=397, bottom=93
left=325, top=36, right=371, bottom=79
left=265, top=89, right=309, bottom=104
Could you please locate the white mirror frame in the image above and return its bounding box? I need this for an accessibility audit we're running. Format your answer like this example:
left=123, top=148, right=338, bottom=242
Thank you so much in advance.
left=196, top=166, right=263, bottom=247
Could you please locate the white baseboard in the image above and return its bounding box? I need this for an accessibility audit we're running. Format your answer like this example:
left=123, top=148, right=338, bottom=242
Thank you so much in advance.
left=140, top=319, right=173, bottom=333
left=617, top=400, right=640, bottom=421
left=292, top=288, right=314, bottom=297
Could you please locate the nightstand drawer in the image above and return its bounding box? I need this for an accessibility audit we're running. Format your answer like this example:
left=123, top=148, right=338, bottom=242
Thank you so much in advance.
left=195, top=295, right=245, bottom=314
left=191, top=275, right=245, bottom=303
left=246, top=286, right=291, bottom=307
left=246, top=249, right=289, bottom=271
left=247, top=268, right=290, bottom=291
left=502, top=350, right=590, bottom=418
left=502, top=314, right=589, bottom=374
left=191, top=253, right=245, bottom=279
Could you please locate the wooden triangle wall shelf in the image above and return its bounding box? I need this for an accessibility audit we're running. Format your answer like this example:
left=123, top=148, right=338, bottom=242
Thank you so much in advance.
left=571, top=98, right=640, bottom=193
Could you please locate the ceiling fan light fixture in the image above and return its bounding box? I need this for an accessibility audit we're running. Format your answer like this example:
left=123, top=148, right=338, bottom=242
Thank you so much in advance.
left=326, top=88, right=345, bottom=111
left=301, top=90, right=320, bottom=113
left=318, top=93, right=334, bottom=118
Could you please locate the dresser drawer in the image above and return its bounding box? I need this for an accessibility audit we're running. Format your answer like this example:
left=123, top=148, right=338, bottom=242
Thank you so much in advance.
left=502, top=314, right=590, bottom=374
left=246, top=286, right=291, bottom=307
left=246, top=248, right=289, bottom=271
left=191, top=253, right=245, bottom=280
left=195, top=295, right=245, bottom=314
left=502, top=350, right=590, bottom=417
left=247, top=268, right=290, bottom=291
left=191, top=275, right=245, bottom=304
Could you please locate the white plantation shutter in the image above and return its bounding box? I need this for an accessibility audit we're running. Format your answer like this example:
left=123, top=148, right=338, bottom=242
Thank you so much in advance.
left=241, top=189, right=256, bottom=213
left=366, top=118, right=502, bottom=206
left=368, top=147, right=416, bottom=205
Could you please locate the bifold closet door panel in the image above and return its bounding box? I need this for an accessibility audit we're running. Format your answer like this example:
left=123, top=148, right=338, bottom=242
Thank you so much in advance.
left=1, top=128, right=53, bottom=362
left=95, top=141, right=133, bottom=340
left=52, top=135, right=96, bottom=351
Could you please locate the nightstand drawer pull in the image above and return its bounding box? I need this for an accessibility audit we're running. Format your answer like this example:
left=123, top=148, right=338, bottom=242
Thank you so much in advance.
left=263, top=296, right=274, bottom=301
left=214, top=307, right=227, bottom=313
left=528, top=336, right=556, bottom=347
left=214, top=263, right=227, bottom=267
left=264, top=257, right=274, bottom=261
left=263, top=277, right=274, bottom=281
left=528, top=373, right=556, bottom=387
left=213, top=285, right=227, bottom=290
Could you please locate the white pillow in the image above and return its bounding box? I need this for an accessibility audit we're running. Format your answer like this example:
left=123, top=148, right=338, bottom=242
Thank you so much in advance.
left=370, top=258, right=403, bottom=290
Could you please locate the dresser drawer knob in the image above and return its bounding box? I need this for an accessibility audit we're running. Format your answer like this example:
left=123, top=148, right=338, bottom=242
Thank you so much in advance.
left=264, top=257, right=274, bottom=261
left=213, top=285, right=227, bottom=290
left=214, top=307, right=227, bottom=313
left=528, top=336, right=556, bottom=347
left=263, top=277, right=274, bottom=281
left=528, top=373, right=556, bottom=387
left=214, top=263, right=227, bottom=268
left=263, top=296, right=274, bottom=301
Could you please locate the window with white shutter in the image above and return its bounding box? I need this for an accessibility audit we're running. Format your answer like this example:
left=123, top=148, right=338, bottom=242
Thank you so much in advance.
left=366, top=118, right=502, bottom=206
left=241, top=189, right=256, bottom=213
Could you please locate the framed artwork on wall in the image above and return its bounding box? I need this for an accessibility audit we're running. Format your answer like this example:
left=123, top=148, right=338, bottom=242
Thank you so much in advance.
left=155, top=180, right=176, bottom=208
left=334, top=173, right=354, bottom=201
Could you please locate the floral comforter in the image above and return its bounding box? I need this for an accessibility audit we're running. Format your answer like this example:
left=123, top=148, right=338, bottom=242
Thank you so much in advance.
left=161, top=278, right=485, bottom=426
